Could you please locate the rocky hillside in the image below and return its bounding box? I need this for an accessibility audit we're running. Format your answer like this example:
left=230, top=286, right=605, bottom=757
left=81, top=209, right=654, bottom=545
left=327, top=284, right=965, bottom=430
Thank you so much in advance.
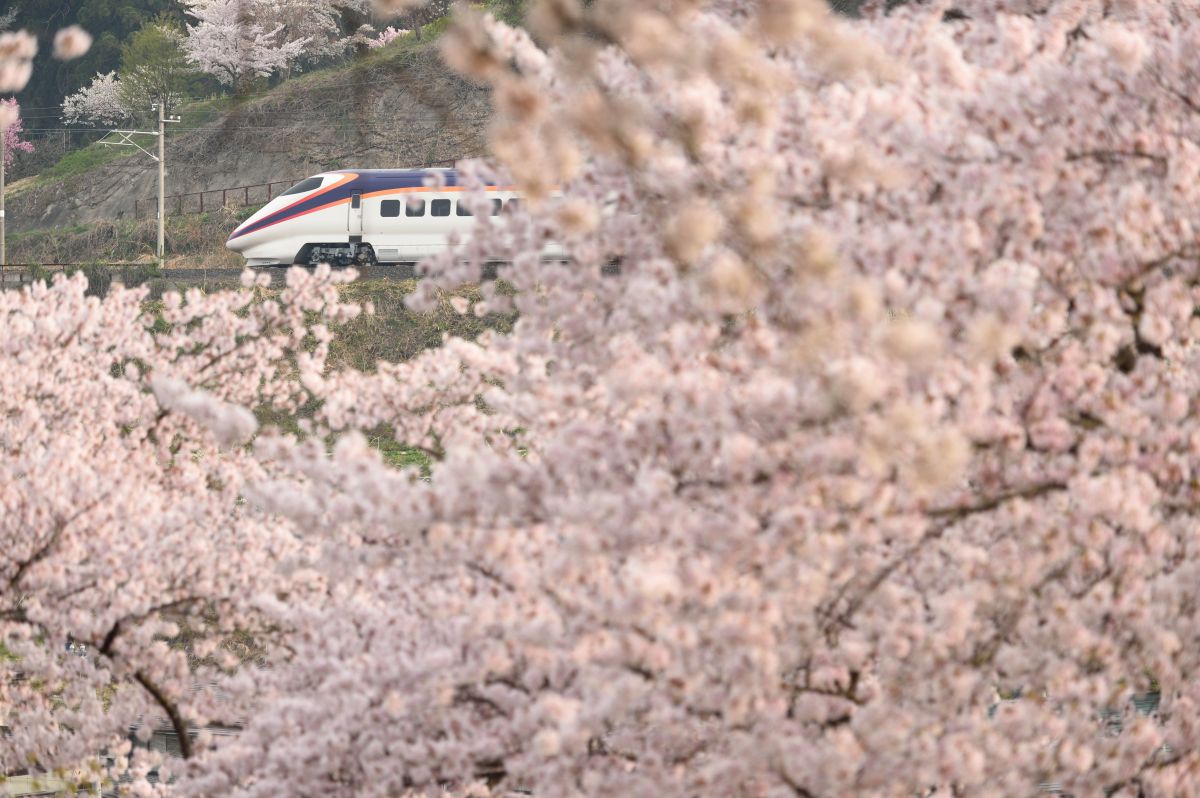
left=7, top=40, right=490, bottom=234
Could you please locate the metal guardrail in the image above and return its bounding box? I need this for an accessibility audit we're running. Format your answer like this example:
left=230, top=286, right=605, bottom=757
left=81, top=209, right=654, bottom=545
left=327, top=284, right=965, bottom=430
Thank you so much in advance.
left=0, top=264, right=419, bottom=299
left=133, top=179, right=302, bottom=219
left=0, top=262, right=148, bottom=267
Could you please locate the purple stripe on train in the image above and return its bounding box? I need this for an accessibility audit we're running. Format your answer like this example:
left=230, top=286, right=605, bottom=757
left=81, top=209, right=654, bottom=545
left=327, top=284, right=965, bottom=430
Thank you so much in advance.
left=228, top=170, right=469, bottom=241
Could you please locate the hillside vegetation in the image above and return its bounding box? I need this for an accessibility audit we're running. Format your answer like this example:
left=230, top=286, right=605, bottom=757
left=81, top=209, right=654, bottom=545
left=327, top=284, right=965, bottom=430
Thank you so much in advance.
left=5, top=207, right=250, bottom=267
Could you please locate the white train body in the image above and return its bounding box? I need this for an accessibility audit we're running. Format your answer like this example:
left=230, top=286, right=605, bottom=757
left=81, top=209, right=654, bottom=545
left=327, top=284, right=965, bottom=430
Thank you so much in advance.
left=226, top=168, right=531, bottom=267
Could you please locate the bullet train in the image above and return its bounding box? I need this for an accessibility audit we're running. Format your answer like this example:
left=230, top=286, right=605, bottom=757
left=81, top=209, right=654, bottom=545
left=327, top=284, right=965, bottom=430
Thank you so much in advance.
left=226, top=168, right=526, bottom=267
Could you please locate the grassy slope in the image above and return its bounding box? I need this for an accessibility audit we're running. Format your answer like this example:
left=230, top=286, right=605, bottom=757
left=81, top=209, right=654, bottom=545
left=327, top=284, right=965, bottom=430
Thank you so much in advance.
left=300, top=277, right=515, bottom=473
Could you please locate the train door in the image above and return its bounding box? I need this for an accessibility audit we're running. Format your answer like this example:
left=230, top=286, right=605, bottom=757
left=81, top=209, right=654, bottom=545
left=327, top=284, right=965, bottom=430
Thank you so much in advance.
left=348, top=192, right=363, bottom=240
left=362, top=196, right=405, bottom=264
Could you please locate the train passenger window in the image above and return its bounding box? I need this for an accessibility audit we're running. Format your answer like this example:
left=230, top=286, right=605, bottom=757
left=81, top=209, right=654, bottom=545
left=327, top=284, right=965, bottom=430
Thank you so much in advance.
left=431, top=199, right=451, bottom=217
left=406, top=199, right=425, bottom=217
left=456, top=201, right=473, bottom=217
left=505, top=198, right=521, bottom=214
left=381, top=200, right=401, bottom=217
left=492, top=199, right=502, bottom=216
left=280, top=177, right=324, bottom=196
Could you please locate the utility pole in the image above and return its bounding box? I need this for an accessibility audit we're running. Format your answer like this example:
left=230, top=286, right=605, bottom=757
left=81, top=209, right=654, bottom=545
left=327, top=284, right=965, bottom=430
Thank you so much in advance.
left=157, top=103, right=166, bottom=263
left=100, top=103, right=178, bottom=266
left=1, top=128, right=6, bottom=267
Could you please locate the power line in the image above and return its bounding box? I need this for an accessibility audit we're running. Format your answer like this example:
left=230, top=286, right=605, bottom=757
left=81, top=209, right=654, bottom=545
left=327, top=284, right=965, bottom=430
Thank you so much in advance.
left=14, top=70, right=478, bottom=116
left=17, top=124, right=483, bottom=133
left=19, top=118, right=485, bottom=126
left=17, top=116, right=487, bottom=133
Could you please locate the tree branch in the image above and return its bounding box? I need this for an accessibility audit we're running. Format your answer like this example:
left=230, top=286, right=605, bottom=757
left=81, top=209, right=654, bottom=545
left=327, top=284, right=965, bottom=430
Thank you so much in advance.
left=777, top=766, right=818, bottom=798
left=1065, top=149, right=1167, bottom=167
left=99, top=620, right=121, bottom=657
left=8, top=496, right=108, bottom=590
left=926, top=480, right=1068, bottom=520
left=134, top=670, right=192, bottom=759
left=821, top=481, right=1070, bottom=635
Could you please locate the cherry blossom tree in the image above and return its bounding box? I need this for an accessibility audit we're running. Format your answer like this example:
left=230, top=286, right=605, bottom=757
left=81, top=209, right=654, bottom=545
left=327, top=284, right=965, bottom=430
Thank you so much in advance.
left=1, top=99, right=33, bottom=168
left=183, top=0, right=381, bottom=84
left=193, top=2, right=1200, bottom=796
left=259, top=0, right=357, bottom=64
left=61, top=72, right=130, bottom=126
left=181, top=0, right=310, bottom=89
left=11, top=2, right=1200, bottom=798
left=1, top=268, right=362, bottom=792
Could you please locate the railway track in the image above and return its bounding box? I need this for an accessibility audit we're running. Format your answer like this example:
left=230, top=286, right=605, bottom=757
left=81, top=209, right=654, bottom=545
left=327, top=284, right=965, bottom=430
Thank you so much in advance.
left=0, top=263, right=418, bottom=294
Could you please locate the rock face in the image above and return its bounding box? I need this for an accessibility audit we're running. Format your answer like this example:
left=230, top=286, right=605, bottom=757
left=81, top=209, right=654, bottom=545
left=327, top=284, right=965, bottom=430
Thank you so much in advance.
left=9, top=45, right=490, bottom=234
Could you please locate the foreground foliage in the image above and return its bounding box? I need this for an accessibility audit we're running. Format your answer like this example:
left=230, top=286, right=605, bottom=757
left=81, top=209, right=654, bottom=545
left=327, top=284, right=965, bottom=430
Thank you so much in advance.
left=7, top=1, right=1200, bottom=797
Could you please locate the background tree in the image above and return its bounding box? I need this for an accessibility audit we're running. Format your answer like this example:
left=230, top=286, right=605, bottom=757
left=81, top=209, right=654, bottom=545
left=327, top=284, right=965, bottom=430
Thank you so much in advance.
left=117, top=18, right=202, bottom=118
left=1, top=99, right=34, bottom=167
left=264, top=0, right=357, bottom=70
left=181, top=0, right=308, bottom=91
left=61, top=20, right=202, bottom=126
left=182, top=0, right=386, bottom=88
left=61, top=70, right=130, bottom=125
left=7, top=0, right=182, bottom=132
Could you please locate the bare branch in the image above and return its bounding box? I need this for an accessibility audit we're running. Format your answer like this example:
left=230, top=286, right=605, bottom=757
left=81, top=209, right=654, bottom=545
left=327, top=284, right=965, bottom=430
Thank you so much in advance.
left=134, top=670, right=193, bottom=760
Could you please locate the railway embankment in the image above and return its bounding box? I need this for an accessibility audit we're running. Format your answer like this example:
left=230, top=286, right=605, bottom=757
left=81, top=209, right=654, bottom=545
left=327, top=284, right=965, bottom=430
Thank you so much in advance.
left=5, top=209, right=250, bottom=268
left=6, top=36, right=490, bottom=249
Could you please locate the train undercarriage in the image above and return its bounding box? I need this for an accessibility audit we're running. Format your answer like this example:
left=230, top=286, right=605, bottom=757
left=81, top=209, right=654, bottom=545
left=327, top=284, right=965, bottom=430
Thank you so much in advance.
left=296, top=242, right=377, bottom=268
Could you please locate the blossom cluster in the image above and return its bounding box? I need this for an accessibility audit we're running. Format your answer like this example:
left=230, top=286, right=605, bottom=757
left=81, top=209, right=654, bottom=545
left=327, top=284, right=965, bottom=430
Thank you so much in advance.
left=0, top=29, right=37, bottom=93
left=1, top=267, right=361, bottom=790
left=182, top=0, right=312, bottom=87
left=367, top=25, right=409, bottom=47
left=0, top=25, right=90, bottom=93
left=168, top=2, right=1200, bottom=796
left=62, top=72, right=130, bottom=127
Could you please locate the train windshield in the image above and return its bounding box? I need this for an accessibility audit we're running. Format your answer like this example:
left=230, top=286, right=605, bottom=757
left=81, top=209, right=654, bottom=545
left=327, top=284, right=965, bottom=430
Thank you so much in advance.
left=279, top=177, right=325, bottom=197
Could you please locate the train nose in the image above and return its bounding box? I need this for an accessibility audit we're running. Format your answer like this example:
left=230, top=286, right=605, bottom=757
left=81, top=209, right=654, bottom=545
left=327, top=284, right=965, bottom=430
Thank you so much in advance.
left=227, top=215, right=259, bottom=251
